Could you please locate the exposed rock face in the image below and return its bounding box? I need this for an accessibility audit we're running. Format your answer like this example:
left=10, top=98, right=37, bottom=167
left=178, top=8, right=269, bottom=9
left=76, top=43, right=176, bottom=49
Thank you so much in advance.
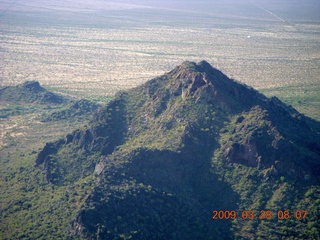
left=222, top=104, right=318, bottom=178
left=35, top=61, right=320, bottom=239
left=35, top=141, right=63, bottom=166
left=35, top=97, right=127, bottom=185
left=164, top=61, right=262, bottom=112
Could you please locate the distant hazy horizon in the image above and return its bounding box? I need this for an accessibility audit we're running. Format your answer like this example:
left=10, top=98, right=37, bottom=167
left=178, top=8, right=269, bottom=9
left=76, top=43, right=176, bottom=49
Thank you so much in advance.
left=1, top=0, right=320, bottom=22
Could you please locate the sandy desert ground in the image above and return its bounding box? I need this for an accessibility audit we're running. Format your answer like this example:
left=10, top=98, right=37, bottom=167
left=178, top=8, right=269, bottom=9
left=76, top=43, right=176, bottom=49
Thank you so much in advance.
left=0, top=0, right=319, bottom=114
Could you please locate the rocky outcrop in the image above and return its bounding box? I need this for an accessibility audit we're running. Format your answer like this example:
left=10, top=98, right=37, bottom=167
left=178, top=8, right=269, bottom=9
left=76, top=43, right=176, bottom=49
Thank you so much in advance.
left=35, top=97, right=128, bottom=185
left=35, top=140, right=64, bottom=166
left=222, top=104, right=320, bottom=178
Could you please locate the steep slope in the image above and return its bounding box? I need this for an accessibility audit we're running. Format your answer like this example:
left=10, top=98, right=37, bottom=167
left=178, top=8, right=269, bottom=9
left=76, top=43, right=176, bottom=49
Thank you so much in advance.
left=35, top=61, right=320, bottom=239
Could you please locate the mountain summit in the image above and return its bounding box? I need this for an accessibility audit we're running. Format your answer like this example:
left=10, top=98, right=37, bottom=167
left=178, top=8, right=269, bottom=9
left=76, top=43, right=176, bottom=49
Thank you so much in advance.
left=0, top=81, right=65, bottom=104
left=36, top=61, right=320, bottom=239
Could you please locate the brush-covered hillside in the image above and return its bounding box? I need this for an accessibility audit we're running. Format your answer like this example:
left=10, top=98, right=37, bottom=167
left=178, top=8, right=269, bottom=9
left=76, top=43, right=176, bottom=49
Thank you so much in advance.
left=1, top=61, right=320, bottom=239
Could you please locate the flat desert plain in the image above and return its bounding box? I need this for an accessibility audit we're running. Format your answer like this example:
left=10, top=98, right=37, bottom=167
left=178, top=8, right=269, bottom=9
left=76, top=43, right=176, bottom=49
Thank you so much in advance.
left=0, top=0, right=320, bottom=117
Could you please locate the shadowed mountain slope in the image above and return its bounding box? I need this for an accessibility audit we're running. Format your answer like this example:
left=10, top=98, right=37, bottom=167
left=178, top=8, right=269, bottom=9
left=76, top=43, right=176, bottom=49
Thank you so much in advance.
left=35, top=61, right=320, bottom=239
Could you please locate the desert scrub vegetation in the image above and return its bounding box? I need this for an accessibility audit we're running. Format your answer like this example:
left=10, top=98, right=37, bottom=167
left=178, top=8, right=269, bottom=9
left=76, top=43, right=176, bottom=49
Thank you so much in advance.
left=1, top=3, right=319, bottom=120
left=0, top=152, right=94, bottom=239
left=261, top=84, right=320, bottom=121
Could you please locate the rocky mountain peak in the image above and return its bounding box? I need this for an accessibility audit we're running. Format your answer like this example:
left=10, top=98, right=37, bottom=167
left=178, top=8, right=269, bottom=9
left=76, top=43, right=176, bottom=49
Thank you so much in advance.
left=33, top=61, right=320, bottom=239
left=158, top=61, right=263, bottom=114
left=166, top=61, right=216, bottom=103
left=21, top=81, right=43, bottom=92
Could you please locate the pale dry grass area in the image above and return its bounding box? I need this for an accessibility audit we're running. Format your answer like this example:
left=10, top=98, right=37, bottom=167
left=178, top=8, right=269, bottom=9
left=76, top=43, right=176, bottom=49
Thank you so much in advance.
left=0, top=118, right=17, bottom=149
left=0, top=111, right=84, bottom=153
left=1, top=21, right=319, bottom=98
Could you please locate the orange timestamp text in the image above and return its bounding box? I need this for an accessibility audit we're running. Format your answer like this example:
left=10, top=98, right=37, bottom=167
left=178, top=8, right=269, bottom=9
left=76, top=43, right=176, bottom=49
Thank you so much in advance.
left=212, top=210, right=307, bottom=220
